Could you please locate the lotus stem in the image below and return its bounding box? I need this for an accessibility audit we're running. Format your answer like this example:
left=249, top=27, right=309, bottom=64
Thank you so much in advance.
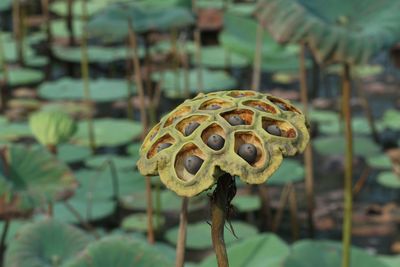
left=0, top=219, right=10, bottom=264
left=341, top=63, right=353, bottom=267
left=80, top=0, right=96, bottom=153
left=353, top=166, right=370, bottom=197
left=257, top=184, right=272, bottom=230
left=63, top=201, right=99, bottom=239
left=354, top=77, right=380, bottom=143
left=272, top=184, right=290, bottom=232
left=125, top=45, right=134, bottom=120
left=251, top=21, right=263, bottom=91
left=175, top=197, right=189, bottom=267
left=40, top=0, right=53, bottom=79
left=0, top=32, right=8, bottom=111
left=145, top=176, right=155, bottom=244
left=287, top=183, right=299, bottom=241
left=171, top=28, right=181, bottom=96
left=128, top=22, right=148, bottom=136
left=194, top=29, right=203, bottom=93
left=13, top=0, right=25, bottom=65
left=66, top=0, right=75, bottom=46
left=311, top=58, right=319, bottom=99
left=299, top=44, right=315, bottom=237
left=211, top=173, right=235, bottom=267
left=46, top=144, right=58, bottom=155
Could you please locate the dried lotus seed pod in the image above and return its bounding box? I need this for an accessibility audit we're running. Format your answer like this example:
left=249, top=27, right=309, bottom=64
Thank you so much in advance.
left=137, top=90, right=309, bottom=197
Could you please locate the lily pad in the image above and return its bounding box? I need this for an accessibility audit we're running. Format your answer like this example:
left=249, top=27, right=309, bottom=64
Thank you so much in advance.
left=54, top=199, right=115, bottom=223
left=227, top=3, right=256, bottom=17
left=283, top=240, right=388, bottom=267
left=267, top=159, right=304, bottom=185
left=0, top=220, right=27, bottom=244
left=85, top=154, right=136, bottom=170
left=5, top=219, right=91, bottom=267
left=50, top=19, right=83, bottom=39
left=126, top=142, right=141, bottom=161
left=38, top=78, right=131, bottom=103
left=382, top=109, right=400, bottom=130
left=57, top=143, right=92, bottom=164
left=73, top=118, right=142, bottom=147
left=50, top=0, right=107, bottom=18
left=199, top=233, right=289, bottom=267
left=191, top=46, right=249, bottom=68
left=165, top=221, right=258, bottom=250
left=377, top=172, right=400, bottom=189
left=231, top=195, right=261, bottom=212
left=152, top=69, right=237, bottom=99
left=0, top=123, right=32, bottom=141
left=366, top=154, right=392, bottom=169
left=379, top=255, right=400, bottom=267
left=0, top=0, right=11, bottom=11
left=121, top=212, right=165, bottom=232
left=313, top=136, right=381, bottom=157
left=1, top=68, right=44, bottom=86
left=64, top=235, right=174, bottom=267
left=0, top=145, right=76, bottom=218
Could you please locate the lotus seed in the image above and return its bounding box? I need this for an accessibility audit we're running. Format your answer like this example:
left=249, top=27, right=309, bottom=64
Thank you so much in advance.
left=228, top=115, right=245, bottom=126
left=206, top=134, right=225, bottom=150
left=238, top=143, right=257, bottom=164
left=184, top=155, right=204, bottom=174
left=266, top=125, right=281, bottom=136
left=184, top=122, right=200, bottom=136
left=157, top=143, right=172, bottom=152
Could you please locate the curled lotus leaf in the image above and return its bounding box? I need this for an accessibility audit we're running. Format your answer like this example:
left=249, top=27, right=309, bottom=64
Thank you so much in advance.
left=257, top=0, right=400, bottom=65
left=29, top=111, right=77, bottom=146
left=0, top=144, right=77, bottom=219
left=137, top=90, right=309, bottom=197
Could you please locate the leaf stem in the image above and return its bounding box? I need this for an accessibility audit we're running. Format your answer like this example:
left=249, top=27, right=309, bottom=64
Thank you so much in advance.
left=175, top=197, right=189, bottom=267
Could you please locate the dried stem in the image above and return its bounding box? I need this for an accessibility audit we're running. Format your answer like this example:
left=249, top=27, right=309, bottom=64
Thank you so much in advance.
left=175, top=197, right=189, bottom=267
left=341, top=63, right=353, bottom=267
left=251, top=21, right=263, bottom=91
left=194, top=29, right=203, bottom=93
left=145, top=176, right=155, bottom=244
left=258, top=184, right=272, bottom=231
left=272, top=184, right=290, bottom=232
left=287, top=183, right=299, bottom=241
left=299, top=44, right=315, bottom=237
left=66, top=0, right=75, bottom=45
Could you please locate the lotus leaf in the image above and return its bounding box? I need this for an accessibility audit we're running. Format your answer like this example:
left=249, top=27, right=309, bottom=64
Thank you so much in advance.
left=165, top=221, right=258, bottom=250
left=1, top=33, right=35, bottom=63
left=366, top=154, right=392, bottom=169
left=54, top=199, right=115, bottom=223
left=52, top=44, right=144, bottom=63
left=0, top=0, right=11, bottom=11
left=199, top=233, right=289, bottom=267
left=231, top=195, right=261, bottom=212
left=0, top=220, right=27, bottom=244
left=50, top=0, right=108, bottom=18
left=29, top=111, right=77, bottom=146
left=5, top=219, right=91, bottom=267
left=257, top=0, right=400, bottom=65
left=0, top=123, right=32, bottom=142
left=50, top=19, right=83, bottom=39
left=121, top=212, right=165, bottom=232
left=38, top=78, right=131, bottom=102
left=0, top=145, right=77, bottom=218
left=377, top=172, right=400, bottom=189
left=382, top=109, right=400, bottom=130
left=64, top=236, right=174, bottom=267
left=56, top=144, right=92, bottom=164
left=85, top=154, right=136, bottom=170
left=379, top=255, right=400, bottom=267
left=227, top=3, right=256, bottom=17
left=283, top=240, right=388, bottom=267
left=138, top=90, right=309, bottom=196
left=126, top=142, right=141, bottom=162
left=190, top=46, right=249, bottom=68
left=73, top=118, right=142, bottom=147
left=221, top=13, right=307, bottom=72
left=0, top=68, right=44, bottom=86
left=151, top=69, right=237, bottom=99
left=268, top=159, right=304, bottom=185
left=314, top=136, right=380, bottom=157
left=87, top=3, right=194, bottom=42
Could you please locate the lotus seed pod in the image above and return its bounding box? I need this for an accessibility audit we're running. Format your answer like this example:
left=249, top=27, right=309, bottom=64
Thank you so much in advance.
left=157, top=143, right=172, bottom=152
left=238, top=143, right=257, bottom=164
left=184, top=155, right=204, bottom=174
left=184, top=122, right=200, bottom=136
left=137, top=90, right=309, bottom=197
left=207, top=134, right=225, bottom=150
left=29, top=111, right=77, bottom=146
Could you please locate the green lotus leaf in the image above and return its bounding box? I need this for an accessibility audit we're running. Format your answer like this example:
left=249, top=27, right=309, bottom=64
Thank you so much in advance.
left=38, top=78, right=131, bottom=102
left=152, top=69, right=237, bottom=99
left=191, top=46, right=249, bottom=68
left=41, top=101, right=94, bottom=118
left=25, top=55, right=49, bottom=68
left=327, top=64, right=384, bottom=78
left=121, top=212, right=165, bottom=232
left=49, top=19, right=83, bottom=39
left=50, top=0, right=108, bottom=18
left=0, top=0, right=11, bottom=11
left=121, top=190, right=207, bottom=212
left=268, top=159, right=304, bottom=185
left=5, top=219, right=91, bottom=267
left=366, top=154, right=392, bottom=169
left=199, top=233, right=289, bottom=267
left=283, top=240, right=388, bottom=267
left=0, top=68, right=44, bottom=87
left=0, top=123, right=32, bottom=142
left=7, top=98, right=41, bottom=111
left=0, top=116, right=7, bottom=126
left=64, top=236, right=174, bottom=267
left=227, top=3, right=256, bottom=17
left=231, top=195, right=261, bottom=212
left=54, top=199, right=115, bottom=223
left=258, top=0, right=400, bottom=65
left=308, top=109, right=338, bottom=124
left=314, top=136, right=380, bottom=157
left=52, top=44, right=144, bottom=63
left=29, top=111, right=77, bottom=146
left=0, top=220, right=27, bottom=244
left=0, top=32, right=35, bottom=62
left=85, top=154, right=136, bottom=171
left=165, top=221, right=258, bottom=250
left=126, top=142, right=141, bottom=162
left=377, top=171, right=400, bottom=189
left=382, top=109, right=400, bottom=130
left=317, top=117, right=384, bottom=136
left=87, top=3, right=194, bottom=43
left=57, top=144, right=92, bottom=164
left=74, top=169, right=145, bottom=202
left=73, top=118, right=142, bottom=147
left=196, top=0, right=225, bottom=9
left=0, top=144, right=77, bottom=218
left=379, top=255, right=400, bottom=267
left=221, top=13, right=307, bottom=72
